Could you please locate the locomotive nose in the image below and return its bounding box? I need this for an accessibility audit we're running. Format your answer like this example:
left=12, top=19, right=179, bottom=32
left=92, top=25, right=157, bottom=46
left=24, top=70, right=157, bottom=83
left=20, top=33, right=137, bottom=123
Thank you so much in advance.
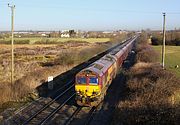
left=76, top=89, right=93, bottom=97
left=86, top=90, right=93, bottom=96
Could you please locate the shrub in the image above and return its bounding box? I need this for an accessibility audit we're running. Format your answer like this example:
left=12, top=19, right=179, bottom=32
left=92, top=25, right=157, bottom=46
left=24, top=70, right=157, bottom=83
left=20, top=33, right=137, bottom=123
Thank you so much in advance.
left=151, top=32, right=180, bottom=46
left=136, top=44, right=159, bottom=63
left=54, top=51, right=78, bottom=65
left=34, top=39, right=58, bottom=44
left=78, top=46, right=107, bottom=62
left=151, top=37, right=162, bottom=45
left=138, top=33, right=149, bottom=44
left=0, top=40, right=30, bottom=44
left=54, top=44, right=108, bottom=66
left=14, top=40, right=30, bottom=44
left=112, top=33, right=180, bottom=125
left=174, top=38, right=180, bottom=46
left=112, top=63, right=180, bottom=125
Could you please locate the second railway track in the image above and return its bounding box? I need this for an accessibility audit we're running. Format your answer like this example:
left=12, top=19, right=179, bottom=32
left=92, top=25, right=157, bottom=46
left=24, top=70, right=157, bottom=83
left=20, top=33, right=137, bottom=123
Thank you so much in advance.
left=22, top=85, right=75, bottom=125
left=4, top=80, right=75, bottom=125
left=61, top=102, right=101, bottom=125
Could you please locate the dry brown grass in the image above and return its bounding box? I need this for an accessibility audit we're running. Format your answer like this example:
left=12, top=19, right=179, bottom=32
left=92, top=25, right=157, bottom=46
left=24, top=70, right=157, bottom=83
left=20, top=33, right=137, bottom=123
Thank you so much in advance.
left=0, top=83, right=12, bottom=104
left=112, top=34, right=180, bottom=125
left=136, top=44, right=159, bottom=63
left=127, top=63, right=180, bottom=104
left=0, top=41, right=110, bottom=107
left=0, top=63, right=76, bottom=106
left=112, top=63, right=180, bottom=125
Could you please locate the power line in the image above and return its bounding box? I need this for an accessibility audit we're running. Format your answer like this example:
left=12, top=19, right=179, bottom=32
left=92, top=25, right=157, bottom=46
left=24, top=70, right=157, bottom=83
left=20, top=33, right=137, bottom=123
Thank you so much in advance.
left=2, top=2, right=180, bottom=15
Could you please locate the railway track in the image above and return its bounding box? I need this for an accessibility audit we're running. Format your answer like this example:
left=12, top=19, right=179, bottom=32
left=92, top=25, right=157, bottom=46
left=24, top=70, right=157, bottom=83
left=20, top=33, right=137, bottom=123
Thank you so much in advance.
left=61, top=103, right=101, bottom=125
left=64, top=106, right=83, bottom=125
left=3, top=80, right=74, bottom=125
left=33, top=93, right=75, bottom=125
left=3, top=38, right=135, bottom=125
left=22, top=86, right=75, bottom=125
left=84, top=106, right=97, bottom=125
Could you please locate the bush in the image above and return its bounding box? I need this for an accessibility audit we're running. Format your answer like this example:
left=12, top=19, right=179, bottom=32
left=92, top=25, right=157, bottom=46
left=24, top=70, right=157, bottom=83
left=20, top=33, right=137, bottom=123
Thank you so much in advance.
left=54, top=51, right=78, bottom=65
left=136, top=44, right=159, bottom=63
left=112, top=63, right=180, bottom=125
left=112, top=33, right=180, bottom=125
left=151, top=37, right=162, bottom=45
left=127, top=64, right=180, bottom=104
left=54, top=44, right=108, bottom=66
left=78, top=46, right=107, bottom=62
left=34, top=39, right=58, bottom=44
left=15, top=40, right=30, bottom=44
left=151, top=32, right=180, bottom=46
left=138, top=33, right=149, bottom=44
left=0, top=40, right=30, bottom=44
left=174, top=38, right=180, bottom=46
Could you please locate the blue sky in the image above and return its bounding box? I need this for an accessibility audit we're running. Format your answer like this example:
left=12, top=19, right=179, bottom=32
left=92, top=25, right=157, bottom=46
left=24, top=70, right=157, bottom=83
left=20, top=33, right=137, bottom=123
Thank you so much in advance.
left=0, top=0, right=180, bottom=31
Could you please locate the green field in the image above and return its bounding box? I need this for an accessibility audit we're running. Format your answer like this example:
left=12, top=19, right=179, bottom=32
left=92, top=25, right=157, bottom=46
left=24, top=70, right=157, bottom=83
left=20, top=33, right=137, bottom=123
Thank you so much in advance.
left=152, top=46, right=180, bottom=77
left=1, top=37, right=110, bottom=44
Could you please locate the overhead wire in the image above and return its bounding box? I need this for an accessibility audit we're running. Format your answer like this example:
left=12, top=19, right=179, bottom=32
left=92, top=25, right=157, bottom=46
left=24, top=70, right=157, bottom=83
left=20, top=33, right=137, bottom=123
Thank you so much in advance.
left=0, top=1, right=180, bottom=15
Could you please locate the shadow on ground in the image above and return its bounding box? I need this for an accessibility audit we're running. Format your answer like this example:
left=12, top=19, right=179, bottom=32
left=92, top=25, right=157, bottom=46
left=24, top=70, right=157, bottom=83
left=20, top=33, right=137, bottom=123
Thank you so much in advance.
left=36, top=42, right=122, bottom=100
left=89, top=45, right=137, bottom=125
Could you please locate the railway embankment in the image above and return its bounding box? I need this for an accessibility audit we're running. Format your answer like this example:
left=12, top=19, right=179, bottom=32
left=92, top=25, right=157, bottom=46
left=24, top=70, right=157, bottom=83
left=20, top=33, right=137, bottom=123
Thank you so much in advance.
left=112, top=34, right=180, bottom=125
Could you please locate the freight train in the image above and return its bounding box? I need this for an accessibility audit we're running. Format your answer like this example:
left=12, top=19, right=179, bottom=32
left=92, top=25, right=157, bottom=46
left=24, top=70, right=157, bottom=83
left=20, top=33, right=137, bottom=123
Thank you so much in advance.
left=75, top=36, right=137, bottom=106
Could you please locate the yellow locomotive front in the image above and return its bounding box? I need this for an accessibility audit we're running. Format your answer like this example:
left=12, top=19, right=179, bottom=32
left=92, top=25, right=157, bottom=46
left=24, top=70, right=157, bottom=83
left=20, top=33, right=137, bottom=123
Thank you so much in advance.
left=75, top=70, right=102, bottom=106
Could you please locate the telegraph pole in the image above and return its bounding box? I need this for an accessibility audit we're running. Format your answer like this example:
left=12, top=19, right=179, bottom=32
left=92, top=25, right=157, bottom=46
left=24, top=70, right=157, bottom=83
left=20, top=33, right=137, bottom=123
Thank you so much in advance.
left=8, top=4, right=15, bottom=85
left=162, top=13, right=166, bottom=69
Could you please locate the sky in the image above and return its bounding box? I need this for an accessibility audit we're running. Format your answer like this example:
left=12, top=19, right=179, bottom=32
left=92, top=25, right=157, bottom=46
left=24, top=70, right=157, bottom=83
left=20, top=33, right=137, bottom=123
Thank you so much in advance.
left=0, top=0, right=180, bottom=31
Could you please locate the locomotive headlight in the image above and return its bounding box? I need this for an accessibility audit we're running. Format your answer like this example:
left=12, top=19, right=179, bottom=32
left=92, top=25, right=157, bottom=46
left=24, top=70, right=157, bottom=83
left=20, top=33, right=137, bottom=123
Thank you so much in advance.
left=76, top=90, right=81, bottom=94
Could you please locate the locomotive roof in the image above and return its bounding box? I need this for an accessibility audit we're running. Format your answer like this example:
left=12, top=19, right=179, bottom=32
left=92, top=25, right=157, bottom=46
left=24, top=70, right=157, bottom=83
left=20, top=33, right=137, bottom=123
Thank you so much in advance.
left=115, top=47, right=126, bottom=57
left=80, top=55, right=116, bottom=77
left=78, top=36, right=137, bottom=77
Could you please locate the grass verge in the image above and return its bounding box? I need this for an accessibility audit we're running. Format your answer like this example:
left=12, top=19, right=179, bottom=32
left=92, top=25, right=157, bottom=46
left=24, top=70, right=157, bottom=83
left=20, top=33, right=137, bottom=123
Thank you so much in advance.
left=0, top=38, right=110, bottom=44
left=152, top=46, right=180, bottom=77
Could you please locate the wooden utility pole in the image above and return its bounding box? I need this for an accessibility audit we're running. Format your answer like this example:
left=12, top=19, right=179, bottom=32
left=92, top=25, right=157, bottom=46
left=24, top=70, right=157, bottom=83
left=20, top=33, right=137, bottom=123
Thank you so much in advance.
left=8, top=4, right=15, bottom=85
left=162, top=13, right=166, bottom=69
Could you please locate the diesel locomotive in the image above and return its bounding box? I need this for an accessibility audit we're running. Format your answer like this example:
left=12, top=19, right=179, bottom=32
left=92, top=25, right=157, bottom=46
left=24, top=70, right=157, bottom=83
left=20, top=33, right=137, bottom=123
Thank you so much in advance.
left=75, top=36, right=137, bottom=106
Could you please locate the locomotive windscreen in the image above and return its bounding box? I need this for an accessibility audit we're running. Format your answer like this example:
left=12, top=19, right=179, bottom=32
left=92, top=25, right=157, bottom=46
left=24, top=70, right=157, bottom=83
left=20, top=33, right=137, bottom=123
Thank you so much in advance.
left=89, top=77, right=98, bottom=85
left=77, top=77, right=86, bottom=84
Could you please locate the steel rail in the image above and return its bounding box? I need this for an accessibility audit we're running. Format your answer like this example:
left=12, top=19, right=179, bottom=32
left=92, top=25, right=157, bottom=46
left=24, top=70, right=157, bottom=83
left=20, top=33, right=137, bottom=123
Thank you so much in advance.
left=39, top=93, right=76, bottom=125
left=84, top=107, right=96, bottom=125
left=64, top=106, right=82, bottom=125
left=22, top=83, right=74, bottom=125
left=5, top=79, right=74, bottom=123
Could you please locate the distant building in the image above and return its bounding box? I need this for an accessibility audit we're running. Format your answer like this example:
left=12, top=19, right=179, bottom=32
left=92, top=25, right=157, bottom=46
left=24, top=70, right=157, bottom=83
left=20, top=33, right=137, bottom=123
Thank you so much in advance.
left=102, top=31, right=113, bottom=34
left=41, top=33, right=48, bottom=37
left=60, top=29, right=76, bottom=38
left=61, top=33, right=70, bottom=38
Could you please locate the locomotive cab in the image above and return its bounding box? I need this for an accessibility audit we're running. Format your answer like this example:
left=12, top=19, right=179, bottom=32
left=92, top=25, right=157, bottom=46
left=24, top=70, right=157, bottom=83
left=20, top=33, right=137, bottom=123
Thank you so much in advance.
left=75, top=70, right=102, bottom=106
